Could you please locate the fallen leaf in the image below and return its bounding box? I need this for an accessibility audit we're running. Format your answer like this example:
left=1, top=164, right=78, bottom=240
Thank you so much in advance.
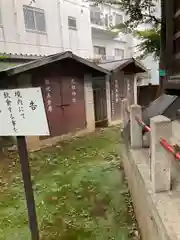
left=51, top=196, right=58, bottom=201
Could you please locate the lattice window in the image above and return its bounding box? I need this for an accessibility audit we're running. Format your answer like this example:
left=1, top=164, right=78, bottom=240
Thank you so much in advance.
left=115, top=48, right=124, bottom=58
left=68, top=17, right=77, bottom=29
left=23, top=5, right=46, bottom=33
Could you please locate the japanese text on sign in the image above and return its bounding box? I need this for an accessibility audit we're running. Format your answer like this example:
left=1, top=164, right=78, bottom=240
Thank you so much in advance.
left=114, top=79, right=119, bottom=103
left=0, top=87, right=50, bottom=136
left=111, top=89, right=115, bottom=117
left=45, top=79, right=53, bottom=113
left=71, top=79, right=77, bottom=103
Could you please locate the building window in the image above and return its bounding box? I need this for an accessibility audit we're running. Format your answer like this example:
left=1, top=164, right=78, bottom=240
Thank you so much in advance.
left=23, top=6, right=46, bottom=33
left=115, top=48, right=124, bottom=59
left=68, top=17, right=77, bottom=30
left=94, top=46, right=106, bottom=56
left=90, top=9, right=102, bottom=25
left=115, top=14, right=123, bottom=26
left=105, top=14, right=108, bottom=27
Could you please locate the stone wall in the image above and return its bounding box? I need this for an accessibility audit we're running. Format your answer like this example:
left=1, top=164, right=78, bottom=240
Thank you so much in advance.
left=122, top=102, right=180, bottom=240
left=122, top=147, right=172, bottom=240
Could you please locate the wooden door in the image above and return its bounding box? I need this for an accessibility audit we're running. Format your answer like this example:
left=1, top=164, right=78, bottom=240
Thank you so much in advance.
left=42, top=78, right=65, bottom=137
left=60, top=77, right=86, bottom=133
left=42, top=76, right=86, bottom=137
left=92, top=78, right=107, bottom=125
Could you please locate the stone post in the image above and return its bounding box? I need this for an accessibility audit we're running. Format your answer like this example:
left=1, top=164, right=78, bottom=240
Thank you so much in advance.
left=105, top=75, right=112, bottom=126
left=84, top=74, right=95, bottom=132
left=122, top=98, right=129, bottom=128
left=150, top=115, right=172, bottom=193
left=130, top=104, right=142, bottom=148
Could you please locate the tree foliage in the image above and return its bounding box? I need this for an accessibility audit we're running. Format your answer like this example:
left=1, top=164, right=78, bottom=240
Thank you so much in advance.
left=135, top=28, right=160, bottom=60
left=90, top=0, right=161, bottom=59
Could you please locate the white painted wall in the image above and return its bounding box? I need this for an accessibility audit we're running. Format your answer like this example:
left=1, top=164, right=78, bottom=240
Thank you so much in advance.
left=134, top=34, right=159, bottom=85
left=0, top=0, right=93, bottom=57
left=92, top=36, right=129, bottom=60
left=136, top=71, right=151, bottom=86
left=143, top=56, right=159, bottom=85
left=0, top=0, right=133, bottom=59
left=59, top=0, right=93, bottom=58
left=0, top=0, right=63, bottom=55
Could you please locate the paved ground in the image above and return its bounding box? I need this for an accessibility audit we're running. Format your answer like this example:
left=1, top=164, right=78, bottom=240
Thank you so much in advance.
left=0, top=126, right=139, bottom=240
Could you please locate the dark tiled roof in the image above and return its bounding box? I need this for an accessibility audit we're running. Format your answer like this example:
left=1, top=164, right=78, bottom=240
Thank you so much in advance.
left=0, top=52, right=44, bottom=60
left=98, top=58, right=147, bottom=72
left=0, top=51, right=110, bottom=77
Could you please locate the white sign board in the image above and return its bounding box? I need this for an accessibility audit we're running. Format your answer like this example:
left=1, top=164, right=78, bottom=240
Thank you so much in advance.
left=0, top=87, right=50, bottom=136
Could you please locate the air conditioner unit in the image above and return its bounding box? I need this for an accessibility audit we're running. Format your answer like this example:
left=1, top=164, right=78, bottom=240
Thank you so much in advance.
left=100, top=13, right=105, bottom=21
left=108, top=15, right=113, bottom=28
left=109, top=15, right=113, bottom=21
left=100, top=55, right=106, bottom=60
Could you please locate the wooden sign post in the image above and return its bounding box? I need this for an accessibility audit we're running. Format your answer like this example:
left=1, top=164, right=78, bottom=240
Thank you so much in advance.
left=17, top=136, right=39, bottom=240
left=0, top=87, right=50, bottom=240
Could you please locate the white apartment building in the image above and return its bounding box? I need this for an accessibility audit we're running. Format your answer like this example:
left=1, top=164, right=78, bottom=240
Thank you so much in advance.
left=0, top=0, right=133, bottom=61
left=0, top=0, right=92, bottom=57
left=90, top=3, right=133, bottom=61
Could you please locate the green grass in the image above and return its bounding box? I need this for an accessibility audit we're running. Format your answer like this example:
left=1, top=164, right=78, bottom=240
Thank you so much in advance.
left=0, top=126, right=139, bottom=240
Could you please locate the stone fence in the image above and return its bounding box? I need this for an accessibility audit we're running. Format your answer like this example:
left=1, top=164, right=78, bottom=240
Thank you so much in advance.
left=121, top=99, right=180, bottom=240
left=122, top=99, right=180, bottom=193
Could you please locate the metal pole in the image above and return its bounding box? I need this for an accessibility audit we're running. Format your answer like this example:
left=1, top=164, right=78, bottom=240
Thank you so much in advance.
left=17, top=136, right=39, bottom=240
left=159, top=0, right=166, bottom=95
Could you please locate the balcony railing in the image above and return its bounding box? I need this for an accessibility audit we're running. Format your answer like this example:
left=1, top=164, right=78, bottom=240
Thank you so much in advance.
left=90, top=9, right=109, bottom=28
left=93, top=55, right=116, bottom=61
left=91, top=17, right=104, bottom=26
left=91, top=17, right=109, bottom=28
left=90, top=9, right=124, bottom=30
